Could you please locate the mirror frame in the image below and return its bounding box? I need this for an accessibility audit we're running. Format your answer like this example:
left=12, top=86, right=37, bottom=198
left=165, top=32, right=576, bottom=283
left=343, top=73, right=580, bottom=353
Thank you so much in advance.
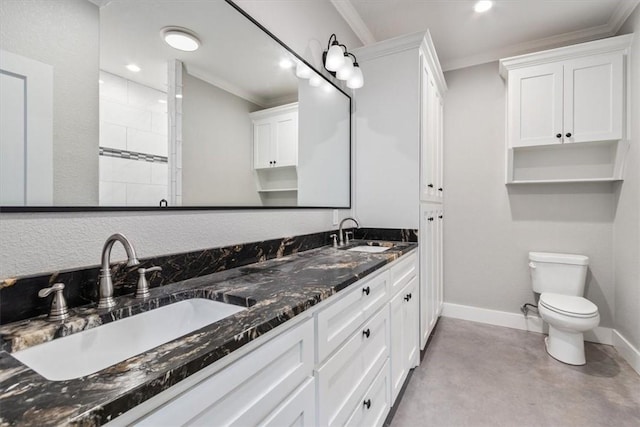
left=0, top=0, right=351, bottom=213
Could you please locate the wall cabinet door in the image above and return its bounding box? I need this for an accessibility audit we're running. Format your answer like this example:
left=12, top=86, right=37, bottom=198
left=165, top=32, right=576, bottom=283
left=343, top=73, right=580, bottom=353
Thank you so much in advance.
left=390, top=276, right=419, bottom=404
left=508, top=63, right=564, bottom=148
left=563, top=53, right=623, bottom=144
left=420, top=57, right=444, bottom=203
left=420, top=205, right=443, bottom=350
left=252, top=108, right=298, bottom=169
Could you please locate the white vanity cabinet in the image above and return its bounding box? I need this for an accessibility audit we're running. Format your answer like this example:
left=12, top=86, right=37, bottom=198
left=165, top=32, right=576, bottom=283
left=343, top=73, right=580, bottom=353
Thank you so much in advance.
left=130, top=317, right=315, bottom=427
left=500, top=34, right=633, bottom=184
left=251, top=103, right=298, bottom=169
left=389, top=254, right=419, bottom=404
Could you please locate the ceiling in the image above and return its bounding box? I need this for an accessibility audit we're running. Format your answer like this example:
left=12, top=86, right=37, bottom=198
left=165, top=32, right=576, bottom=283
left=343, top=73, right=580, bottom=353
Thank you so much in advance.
left=97, top=0, right=300, bottom=107
left=331, top=0, right=639, bottom=71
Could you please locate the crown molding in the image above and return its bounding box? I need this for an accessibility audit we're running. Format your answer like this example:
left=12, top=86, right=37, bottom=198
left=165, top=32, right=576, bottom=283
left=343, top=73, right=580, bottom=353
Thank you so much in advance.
left=351, top=31, right=425, bottom=62
left=498, top=33, right=633, bottom=78
left=87, top=0, right=112, bottom=7
left=185, top=66, right=269, bottom=108
left=329, top=0, right=377, bottom=46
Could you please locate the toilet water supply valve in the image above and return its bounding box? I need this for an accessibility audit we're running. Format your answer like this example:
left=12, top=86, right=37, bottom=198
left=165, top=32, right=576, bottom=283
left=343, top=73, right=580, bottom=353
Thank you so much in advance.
left=520, top=303, right=538, bottom=317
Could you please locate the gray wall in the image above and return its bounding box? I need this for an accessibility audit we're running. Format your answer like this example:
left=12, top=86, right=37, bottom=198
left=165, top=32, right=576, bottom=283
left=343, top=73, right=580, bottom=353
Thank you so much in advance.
left=0, top=1, right=359, bottom=278
left=298, top=81, right=350, bottom=207
left=614, top=5, right=640, bottom=350
left=0, top=0, right=99, bottom=205
left=182, top=72, right=261, bottom=206
left=443, top=62, right=616, bottom=328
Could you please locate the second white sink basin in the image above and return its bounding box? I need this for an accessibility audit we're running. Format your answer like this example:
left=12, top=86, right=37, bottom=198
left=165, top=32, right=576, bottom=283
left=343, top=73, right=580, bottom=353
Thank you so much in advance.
left=347, top=246, right=391, bottom=253
left=12, top=299, right=245, bottom=381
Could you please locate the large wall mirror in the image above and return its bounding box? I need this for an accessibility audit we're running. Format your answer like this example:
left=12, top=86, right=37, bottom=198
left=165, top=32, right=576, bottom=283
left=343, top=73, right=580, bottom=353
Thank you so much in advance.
left=0, top=0, right=351, bottom=210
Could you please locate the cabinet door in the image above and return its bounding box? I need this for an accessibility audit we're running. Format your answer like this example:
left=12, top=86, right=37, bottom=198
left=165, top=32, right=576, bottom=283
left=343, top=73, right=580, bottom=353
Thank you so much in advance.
left=254, top=119, right=273, bottom=169
left=258, top=378, right=315, bottom=427
left=135, top=319, right=314, bottom=427
left=389, top=289, right=406, bottom=403
left=563, top=53, right=623, bottom=143
left=273, top=112, right=298, bottom=167
left=436, top=210, right=444, bottom=315
left=508, top=63, right=564, bottom=147
left=421, top=65, right=438, bottom=201
left=403, top=276, right=419, bottom=371
left=345, top=361, right=391, bottom=427
left=420, top=206, right=436, bottom=349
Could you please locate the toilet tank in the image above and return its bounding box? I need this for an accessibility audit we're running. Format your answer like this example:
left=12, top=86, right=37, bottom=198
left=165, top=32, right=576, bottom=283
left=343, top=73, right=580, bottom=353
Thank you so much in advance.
left=528, top=252, right=589, bottom=296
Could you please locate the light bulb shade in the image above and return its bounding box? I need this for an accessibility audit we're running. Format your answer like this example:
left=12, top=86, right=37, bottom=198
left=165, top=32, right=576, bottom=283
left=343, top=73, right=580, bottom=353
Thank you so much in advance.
left=325, top=43, right=345, bottom=71
left=347, top=65, right=364, bottom=89
left=163, top=28, right=200, bottom=52
left=336, top=56, right=354, bottom=81
left=296, top=62, right=312, bottom=79
left=309, top=74, right=322, bottom=87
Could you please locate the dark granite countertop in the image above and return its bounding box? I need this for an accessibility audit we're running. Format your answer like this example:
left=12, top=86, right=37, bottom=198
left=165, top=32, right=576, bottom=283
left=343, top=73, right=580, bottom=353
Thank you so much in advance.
left=0, top=241, right=416, bottom=426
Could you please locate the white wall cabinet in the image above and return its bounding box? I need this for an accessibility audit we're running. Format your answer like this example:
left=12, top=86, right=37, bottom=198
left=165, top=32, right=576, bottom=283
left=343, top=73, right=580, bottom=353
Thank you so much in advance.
left=421, top=60, right=444, bottom=203
left=420, top=205, right=443, bottom=349
left=506, top=53, right=624, bottom=148
left=251, top=103, right=298, bottom=169
left=500, top=35, right=632, bottom=184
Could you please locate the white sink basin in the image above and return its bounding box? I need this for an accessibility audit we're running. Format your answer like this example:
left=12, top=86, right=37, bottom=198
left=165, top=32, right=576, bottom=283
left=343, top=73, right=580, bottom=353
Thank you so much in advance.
left=347, top=246, right=391, bottom=253
left=12, top=299, right=245, bottom=381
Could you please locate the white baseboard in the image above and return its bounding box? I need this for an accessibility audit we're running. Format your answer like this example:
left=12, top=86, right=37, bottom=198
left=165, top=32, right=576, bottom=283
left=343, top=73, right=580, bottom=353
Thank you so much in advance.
left=613, top=330, right=640, bottom=375
left=441, top=303, right=613, bottom=345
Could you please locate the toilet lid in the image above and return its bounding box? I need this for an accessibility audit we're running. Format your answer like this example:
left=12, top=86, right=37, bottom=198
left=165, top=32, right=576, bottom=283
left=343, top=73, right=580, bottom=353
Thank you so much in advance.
left=539, top=293, right=598, bottom=317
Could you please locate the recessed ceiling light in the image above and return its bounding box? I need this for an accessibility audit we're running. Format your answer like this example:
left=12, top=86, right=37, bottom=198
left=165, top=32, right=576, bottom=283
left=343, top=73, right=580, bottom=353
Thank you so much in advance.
left=126, top=64, right=141, bottom=72
left=162, top=27, right=200, bottom=52
left=474, top=0, right=493, bottom=13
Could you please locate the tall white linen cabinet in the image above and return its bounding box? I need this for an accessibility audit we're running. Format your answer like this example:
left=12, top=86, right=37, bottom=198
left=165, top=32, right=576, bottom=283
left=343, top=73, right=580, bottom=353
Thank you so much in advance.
left=353, top=31, right=447, bottom=358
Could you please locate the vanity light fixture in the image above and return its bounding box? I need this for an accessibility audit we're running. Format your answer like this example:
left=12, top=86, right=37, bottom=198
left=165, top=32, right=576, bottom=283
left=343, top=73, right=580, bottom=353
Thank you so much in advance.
left=323, top=34, right=364, bottom=89
left=162, top=27, right=200, bottom=52
left=126, top=64, right=141, bottom=73
left=279, top=58, right=294, bottom=69
left=474, top=0, right=493, bottom=13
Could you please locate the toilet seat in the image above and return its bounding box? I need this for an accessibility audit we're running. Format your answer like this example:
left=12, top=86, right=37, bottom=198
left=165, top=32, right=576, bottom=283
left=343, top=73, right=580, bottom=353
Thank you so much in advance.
left=539, top=293, right=598, bottom=318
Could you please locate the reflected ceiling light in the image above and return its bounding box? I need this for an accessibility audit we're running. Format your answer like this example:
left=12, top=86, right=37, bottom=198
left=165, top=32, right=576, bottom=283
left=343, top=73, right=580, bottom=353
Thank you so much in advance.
left=158, top=99, right=167, bottom=104
left=474, top=0, right=493, bottom=13
left=322, top=82, right=333, bottom=93
left=126, top=64, right=141, bottom=72
left=175, top=94, right=183, bottom=99
left=98, top=79, right=104, bottom=84
left=162, top=27, right=200, bottom=52
left=279, top=58, right=294, bottom=69
left=296, top=62, right=313, bottom=79
left=324, top=34, right=363, bottom=89
left=309, top=74, right=322, bottom=87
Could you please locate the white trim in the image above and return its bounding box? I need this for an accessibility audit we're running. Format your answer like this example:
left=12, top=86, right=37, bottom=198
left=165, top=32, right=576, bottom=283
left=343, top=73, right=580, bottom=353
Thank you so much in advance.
left=185, top=66, right=269, bottom=108
left=499, top=34, right=633, bottom=78
left=613, top=330, right=640, bottom=375
left=609, top=0, right=640, bottom=34
left=442, top=303, right=613, bottom=345
left=329, top=0, right=376, bottom=46
left=352, top=32, right=425, bottom=62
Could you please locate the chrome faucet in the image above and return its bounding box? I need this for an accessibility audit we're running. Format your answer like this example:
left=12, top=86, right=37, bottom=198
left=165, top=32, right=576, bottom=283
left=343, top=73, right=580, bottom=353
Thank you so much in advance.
left=338, top=217, right=359, bottom=246
left=98, top=233, right=140, bottom=309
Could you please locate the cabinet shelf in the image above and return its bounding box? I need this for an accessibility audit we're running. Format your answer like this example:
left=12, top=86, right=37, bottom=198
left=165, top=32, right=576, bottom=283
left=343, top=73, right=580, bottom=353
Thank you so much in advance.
left=257, top=188, right=298, bottom=193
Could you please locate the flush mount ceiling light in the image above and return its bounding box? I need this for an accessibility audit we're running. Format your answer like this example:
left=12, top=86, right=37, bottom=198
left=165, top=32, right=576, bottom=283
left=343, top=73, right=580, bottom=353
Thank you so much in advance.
left=323, top=34, right=364, bottom=89
left=162, top=27, right=200, bottom=52
left=474, top=0, right=493, bottom=13
left=126, top=64, right=141, bottom=72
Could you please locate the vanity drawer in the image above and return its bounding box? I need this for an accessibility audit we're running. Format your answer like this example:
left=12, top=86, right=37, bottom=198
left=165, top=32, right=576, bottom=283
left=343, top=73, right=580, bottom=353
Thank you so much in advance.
left=316, top=269, right=389, bottom=363
left=389, top=251, right=417, bottom=297
left=345, top=360, right=391, bottom=427
left=316, top=306, right=390, bottom=427
left=134, top=318, right=314, bottom=427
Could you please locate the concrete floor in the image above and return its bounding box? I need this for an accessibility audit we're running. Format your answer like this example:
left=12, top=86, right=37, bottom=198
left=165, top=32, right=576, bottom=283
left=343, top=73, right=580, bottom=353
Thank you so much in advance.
left=390, top=317, right=640, bottom=427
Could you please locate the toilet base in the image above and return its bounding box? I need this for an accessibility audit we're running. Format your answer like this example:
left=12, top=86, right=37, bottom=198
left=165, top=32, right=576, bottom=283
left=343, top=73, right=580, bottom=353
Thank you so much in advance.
left=545, top=326, right=586, bottom=366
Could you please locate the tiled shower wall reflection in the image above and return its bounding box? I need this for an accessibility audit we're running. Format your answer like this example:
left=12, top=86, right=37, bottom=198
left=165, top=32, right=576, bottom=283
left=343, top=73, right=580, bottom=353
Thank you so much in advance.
left=99, top=71, right=168, bottom=206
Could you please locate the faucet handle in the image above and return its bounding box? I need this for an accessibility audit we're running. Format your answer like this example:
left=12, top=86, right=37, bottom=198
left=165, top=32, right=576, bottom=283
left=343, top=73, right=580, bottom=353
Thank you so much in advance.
left=329, top=234, right=338, bottom=248
left=38, top=283, right=69, bottom=321
left=345, top=231, right=354, bottom=245
left=136, top=266, right=162, bottom=299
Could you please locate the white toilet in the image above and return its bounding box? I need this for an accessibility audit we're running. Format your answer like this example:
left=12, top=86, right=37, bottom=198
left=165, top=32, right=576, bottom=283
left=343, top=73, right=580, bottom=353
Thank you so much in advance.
left=528, top=252, right=600, bottom=365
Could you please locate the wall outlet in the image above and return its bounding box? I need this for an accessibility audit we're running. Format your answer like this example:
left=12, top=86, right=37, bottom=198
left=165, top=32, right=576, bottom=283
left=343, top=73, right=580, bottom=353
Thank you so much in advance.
left=332, top=209, right=339, bottom=226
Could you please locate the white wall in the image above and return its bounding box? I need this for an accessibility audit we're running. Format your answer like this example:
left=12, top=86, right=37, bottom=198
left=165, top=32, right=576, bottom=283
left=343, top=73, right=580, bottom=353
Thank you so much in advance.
left=182, top=72, right=261, bottom=206
left=0, top=1, right=358, bottom=278
left=614, top=5, right=640, bottom=352
left=443, top=62, right=617, bottom=328
left=0, top=0, right=99, bottom=205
